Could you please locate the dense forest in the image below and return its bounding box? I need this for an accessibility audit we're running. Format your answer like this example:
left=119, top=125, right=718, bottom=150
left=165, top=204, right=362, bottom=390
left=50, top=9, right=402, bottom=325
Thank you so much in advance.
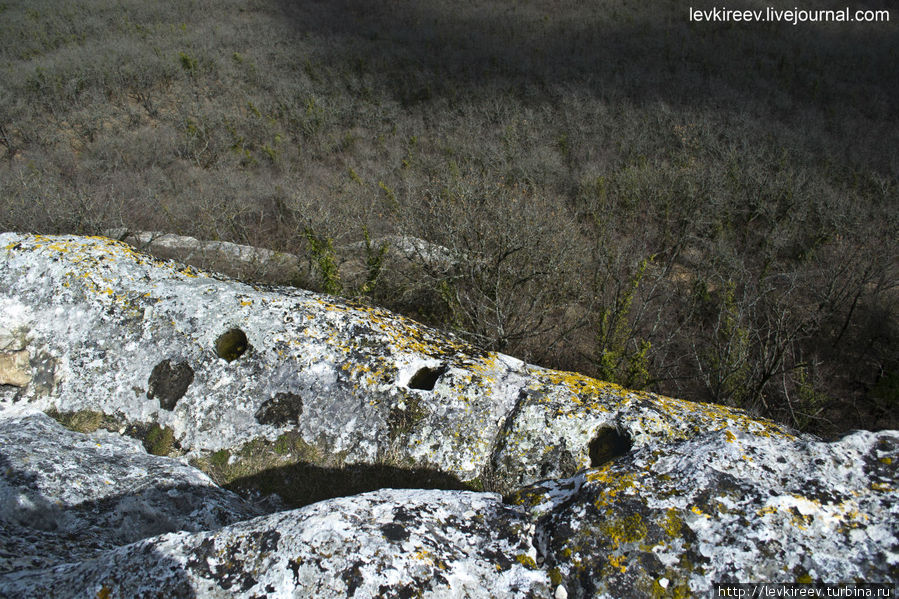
left=1, top=0, right=896, bottom=435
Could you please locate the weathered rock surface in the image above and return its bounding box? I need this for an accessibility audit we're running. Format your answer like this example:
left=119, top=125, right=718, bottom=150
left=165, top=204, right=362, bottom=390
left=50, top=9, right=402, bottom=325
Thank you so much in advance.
left=0, top=233, right=896, bottom=598
left=514, top=427, right=899, bottom=596
left=1, top=415, right=896, bottom=598
left=0, top=412, right=261, bottom=574
left=4, top=477, right=548, bottom=598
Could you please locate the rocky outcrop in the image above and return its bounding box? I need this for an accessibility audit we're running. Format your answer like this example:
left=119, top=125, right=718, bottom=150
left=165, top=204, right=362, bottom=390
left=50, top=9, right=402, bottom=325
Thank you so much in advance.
left=1, top=415, right=896, bottom=598
left=1, top=233, right=896, bottom=598
left=0, top=233, right=794, bottom=493
left=105, top=229, right=304, bottom=284
left=0, top=412, right=261, bottom=575
left=106, top=229, right=459, bottom=291
left=2, top=418, right=549, bottom=597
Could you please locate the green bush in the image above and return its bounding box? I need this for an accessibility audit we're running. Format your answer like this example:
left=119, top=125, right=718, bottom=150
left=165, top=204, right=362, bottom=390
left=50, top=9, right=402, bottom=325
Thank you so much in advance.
left=304, top=227, right=342, bottom=295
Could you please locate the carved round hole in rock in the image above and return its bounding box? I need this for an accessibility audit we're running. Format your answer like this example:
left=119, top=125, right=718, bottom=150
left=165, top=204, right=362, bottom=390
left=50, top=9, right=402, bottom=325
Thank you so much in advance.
left=588, top=426, right=633, bottom=468
left=215, top=328, right=249, bottom=362
left=407, top=365, right=447, bottom=391
left=147, top=359, right=194, bottom=411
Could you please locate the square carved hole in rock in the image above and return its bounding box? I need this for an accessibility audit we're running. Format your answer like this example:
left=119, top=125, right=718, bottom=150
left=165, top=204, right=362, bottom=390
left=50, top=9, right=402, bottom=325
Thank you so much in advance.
left=589, top=426, right=633, bottom=468
left=407, top=365, right=447, bottom=391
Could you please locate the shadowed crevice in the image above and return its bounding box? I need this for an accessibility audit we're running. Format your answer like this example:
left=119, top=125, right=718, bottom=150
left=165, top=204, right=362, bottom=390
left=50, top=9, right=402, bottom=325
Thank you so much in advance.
left=223, top=462, right=473, bottom=510
left=588, top=426, right=633, bottom=468
left=407, top=365, right=447, bottom=391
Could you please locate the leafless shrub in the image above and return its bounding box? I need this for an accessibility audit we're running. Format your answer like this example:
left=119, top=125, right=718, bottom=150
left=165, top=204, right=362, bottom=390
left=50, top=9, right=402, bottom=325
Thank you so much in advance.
left=0, top=0, right=895, bottom=433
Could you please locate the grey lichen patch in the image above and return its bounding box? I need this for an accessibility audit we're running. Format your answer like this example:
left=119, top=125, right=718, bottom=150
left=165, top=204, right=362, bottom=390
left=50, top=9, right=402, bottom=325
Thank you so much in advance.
left=255, top=392, right=303, bottom=426
left=147, top=359, right=194, bottom=410
left=215, top=328, right=249, bottom=362
left=185, top=530, right=283, bottom=594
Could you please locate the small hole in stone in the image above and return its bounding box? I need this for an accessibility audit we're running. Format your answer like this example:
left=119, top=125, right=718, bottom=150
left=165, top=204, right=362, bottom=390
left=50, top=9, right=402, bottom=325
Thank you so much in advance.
left=407, top=365, right=446, bottom=391
left=589, top=427, right=633, bottom=468
left=147, top=359, right=194, bottom=411
left=215, top=328, right=249, bottom=362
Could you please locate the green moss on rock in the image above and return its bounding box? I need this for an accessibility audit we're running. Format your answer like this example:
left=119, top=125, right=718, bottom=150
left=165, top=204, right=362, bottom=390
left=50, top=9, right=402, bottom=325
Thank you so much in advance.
left=45, top=409, right=121, bottom=433
left=191, top=431, right=322, bottom=500
left=144, top=423, right=175, bottom=456
left=210, top=449, right=231, bottom=468
left=46, top=410, right=183, bottom=457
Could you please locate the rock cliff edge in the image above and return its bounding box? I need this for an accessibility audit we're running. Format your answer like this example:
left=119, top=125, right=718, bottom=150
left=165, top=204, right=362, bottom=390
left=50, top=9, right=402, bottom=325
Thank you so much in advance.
left=1, top=234, right=896, bottom=598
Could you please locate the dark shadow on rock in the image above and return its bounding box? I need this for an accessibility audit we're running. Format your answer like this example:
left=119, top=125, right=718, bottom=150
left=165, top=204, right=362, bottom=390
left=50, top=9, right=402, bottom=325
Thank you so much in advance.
left=147, top=359, right=195, bottom=411
left=0, top=451, right=258, bottom=550
left=0, top=448, right=253, bottom=597
left=224, top=461, right=473, bottom=509
left=255, top=391, right=304, bottom=426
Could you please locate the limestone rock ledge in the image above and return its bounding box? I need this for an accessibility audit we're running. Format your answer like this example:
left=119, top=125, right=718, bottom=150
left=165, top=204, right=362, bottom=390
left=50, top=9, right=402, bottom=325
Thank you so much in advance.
left=0, top=233, right=896, bottom=597
left=513, top=427, right=899, bottom=595
left=0, top=233, right=794, bottom=491
left=1, top=413, right=548, bottom=598
left=0, top=412, right=261, bottom=574
left=1, top=414, right=895, bottom=598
